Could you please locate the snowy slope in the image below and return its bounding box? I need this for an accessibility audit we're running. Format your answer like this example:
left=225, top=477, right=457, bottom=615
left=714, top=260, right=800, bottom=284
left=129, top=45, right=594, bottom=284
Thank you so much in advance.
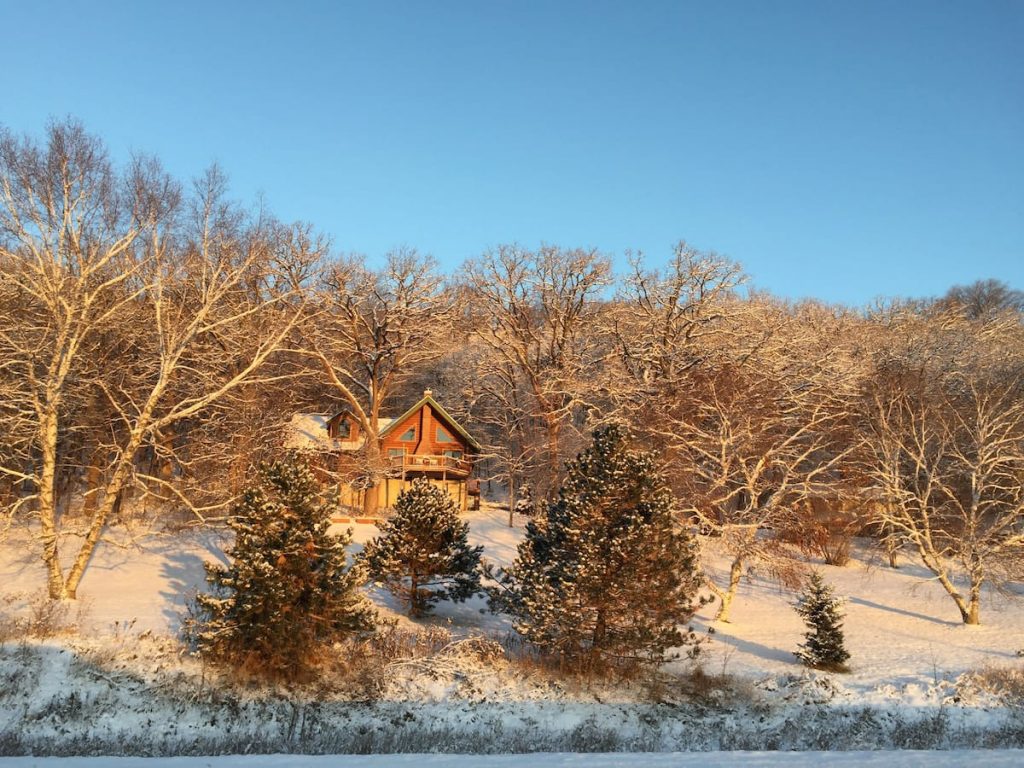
left=2, top=502, right=1020, bottom=701
left=1, top=502, right=1023, bottom=755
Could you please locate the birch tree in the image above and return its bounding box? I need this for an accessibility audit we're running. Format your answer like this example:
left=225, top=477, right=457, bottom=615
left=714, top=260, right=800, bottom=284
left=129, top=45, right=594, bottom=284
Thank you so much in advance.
left=0, top=121, right=313, bottom=598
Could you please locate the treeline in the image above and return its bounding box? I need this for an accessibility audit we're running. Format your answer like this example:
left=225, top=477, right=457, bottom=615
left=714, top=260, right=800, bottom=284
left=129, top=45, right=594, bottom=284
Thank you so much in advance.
left=1, top=120, right=1023, bottom=626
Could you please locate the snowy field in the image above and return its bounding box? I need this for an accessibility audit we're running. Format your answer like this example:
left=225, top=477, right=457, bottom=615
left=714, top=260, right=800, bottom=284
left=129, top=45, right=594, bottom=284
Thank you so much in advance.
left=2, top=752, right=1024, bottom=768
left=3, top=502, right=1021, bottom=700
left=1, top=502, right=1023, bottom=755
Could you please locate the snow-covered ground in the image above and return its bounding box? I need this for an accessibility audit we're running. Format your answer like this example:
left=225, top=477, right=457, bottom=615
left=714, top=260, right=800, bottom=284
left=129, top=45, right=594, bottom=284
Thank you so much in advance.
left=1, top=502, right=1023, bottom=756
left=2, top=752, right=1024, bottom=768
left=3, top=502, right=1020, bottom=699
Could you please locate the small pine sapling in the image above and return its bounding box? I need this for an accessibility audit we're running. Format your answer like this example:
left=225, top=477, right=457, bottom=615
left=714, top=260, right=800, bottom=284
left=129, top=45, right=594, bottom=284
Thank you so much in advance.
left=189, top=453, right=375, bottom=680
left=514, top=483, right=535, bottom=517
left=794, top=571, right=850, bottom=672
left=492, top=425, right=703, bottom=673
left=362, top=478, right=483, bottom=617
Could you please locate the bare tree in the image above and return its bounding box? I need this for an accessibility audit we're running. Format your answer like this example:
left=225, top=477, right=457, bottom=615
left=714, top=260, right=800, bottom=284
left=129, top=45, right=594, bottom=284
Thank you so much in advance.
left=460, top=245, right=611, bottom=498
left=861, top=311, right=1024, bottom=624
left=0, top=121, right=312, bottom=598
left=306, top=249, right=456, bottom=514
left=649, top=299, right=861, bottom=622
left=607, top=241, right=745, bottom=399
left=939, top=278, right=1024, bottom=321
left=669, top=367, right=850, bottom=620
left=447, top=340, right=541, bottom=524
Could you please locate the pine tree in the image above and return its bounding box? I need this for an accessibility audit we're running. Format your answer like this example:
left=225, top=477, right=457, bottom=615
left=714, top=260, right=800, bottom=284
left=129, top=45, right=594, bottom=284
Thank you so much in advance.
left=794, top=571, right=850, bottom=672
left=362, top=478, right=483, bottom=617
left=494, top=425, right=702, bottom=672
left=190, top=453, right=375, bottom=680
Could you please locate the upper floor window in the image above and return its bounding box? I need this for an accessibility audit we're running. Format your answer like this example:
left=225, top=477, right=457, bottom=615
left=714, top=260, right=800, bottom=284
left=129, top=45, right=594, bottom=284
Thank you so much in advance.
left=437, top=427, right=456, bottom=443
left=399, top=427, right=416, bottom=441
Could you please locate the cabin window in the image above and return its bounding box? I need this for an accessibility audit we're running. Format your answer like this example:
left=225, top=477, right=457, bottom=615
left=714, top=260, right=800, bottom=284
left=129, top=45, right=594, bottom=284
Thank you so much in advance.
left=399, top=427, right=416, bottom=441
left=443, top=450, right=463, bottom=460
left=437, top=427, right=456, bottom=443
left=334, top=419, right=351, bottom=439
left=388, top=448, right=405, bottom=458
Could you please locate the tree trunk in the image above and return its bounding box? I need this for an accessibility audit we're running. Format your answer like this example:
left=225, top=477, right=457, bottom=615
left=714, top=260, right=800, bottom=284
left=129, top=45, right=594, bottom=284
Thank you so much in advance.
left=887, top=542, right=899, bottom=569
left=920, top=547, right=974, bottom=625
left=965, top=575, right=982, bottom=625
left=81, top=444, right=104, bottom=518
left=64, top=455, right=137, bottom=599
left=410, top=571, right=420, bottom=617
left=63, top=412, right=154, bottom=600
left=38, top=411, right=67, bottom=599
left=508, top=475, right=516, bottom=528
left=546, top=417, right=561, bottom=478
left=714, top=557, right=745, bottom=623
left=362, top=429, right=381, bottom=517
left=362, top=482, right=379, bottom=517
left=591, top=607, right=607, bottom=670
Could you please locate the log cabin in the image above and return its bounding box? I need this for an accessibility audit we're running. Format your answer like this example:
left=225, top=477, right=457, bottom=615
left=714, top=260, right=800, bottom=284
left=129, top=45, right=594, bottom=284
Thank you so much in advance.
left=287, top=389, right=481, bottom=522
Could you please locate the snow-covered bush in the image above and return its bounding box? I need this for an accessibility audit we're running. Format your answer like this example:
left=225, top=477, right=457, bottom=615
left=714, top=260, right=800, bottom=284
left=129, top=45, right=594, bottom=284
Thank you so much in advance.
left=188, top=453, right=375, bottom=680
left=492, top=425, right=703, bottom=673
left=362, top=478, right=483, bottom=617
left=794, top=571, right=850, bottom=672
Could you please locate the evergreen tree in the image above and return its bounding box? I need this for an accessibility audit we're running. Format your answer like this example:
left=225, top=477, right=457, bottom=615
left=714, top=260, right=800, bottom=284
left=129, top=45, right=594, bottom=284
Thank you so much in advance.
left=190, top=453, right=375, bottom=679
left=362, top=478, right=483, bottom=617
left=494, top=425, right=702, bottom=672
left=794, top=571, right=850, bottom=672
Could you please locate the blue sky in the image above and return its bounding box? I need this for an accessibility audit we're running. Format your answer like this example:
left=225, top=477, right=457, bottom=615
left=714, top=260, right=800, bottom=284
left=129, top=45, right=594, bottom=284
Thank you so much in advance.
left=1, top=0, right=1021, bottom=306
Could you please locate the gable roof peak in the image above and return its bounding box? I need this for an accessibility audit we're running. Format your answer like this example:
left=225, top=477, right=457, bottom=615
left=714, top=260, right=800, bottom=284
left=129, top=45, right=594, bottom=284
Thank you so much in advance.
left=378, top=390, right=481, bottom=452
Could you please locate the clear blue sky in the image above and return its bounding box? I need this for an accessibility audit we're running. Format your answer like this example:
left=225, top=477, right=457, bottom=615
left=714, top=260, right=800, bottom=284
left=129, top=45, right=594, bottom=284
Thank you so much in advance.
left=1, top=0, right=1021, bottom=306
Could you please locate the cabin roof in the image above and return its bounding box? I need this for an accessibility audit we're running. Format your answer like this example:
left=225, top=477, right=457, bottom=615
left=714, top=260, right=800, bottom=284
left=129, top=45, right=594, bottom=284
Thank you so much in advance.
left=378, top=392, right=482, bottom=451
left=288, top=391, right=481, bottom=453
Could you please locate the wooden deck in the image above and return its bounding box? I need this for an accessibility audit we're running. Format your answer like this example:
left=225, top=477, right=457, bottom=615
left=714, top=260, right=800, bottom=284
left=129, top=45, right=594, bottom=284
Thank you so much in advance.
left=388, top=453, right=472, bottom=477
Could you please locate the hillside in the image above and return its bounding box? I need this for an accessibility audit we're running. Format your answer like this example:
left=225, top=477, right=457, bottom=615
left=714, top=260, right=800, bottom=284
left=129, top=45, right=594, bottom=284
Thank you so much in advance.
left=1, top=502, right=1022, bottom=755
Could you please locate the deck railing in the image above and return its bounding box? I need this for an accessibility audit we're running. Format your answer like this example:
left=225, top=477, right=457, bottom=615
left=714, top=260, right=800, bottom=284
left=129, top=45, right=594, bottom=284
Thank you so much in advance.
left=388, top=454, right=471, bottom=474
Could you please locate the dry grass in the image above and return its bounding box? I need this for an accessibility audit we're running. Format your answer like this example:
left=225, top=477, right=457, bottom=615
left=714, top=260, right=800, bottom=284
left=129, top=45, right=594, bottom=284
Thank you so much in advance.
left=0, top=589, right=89, bottom=643
left=960, top=664, right=1024, bottom=708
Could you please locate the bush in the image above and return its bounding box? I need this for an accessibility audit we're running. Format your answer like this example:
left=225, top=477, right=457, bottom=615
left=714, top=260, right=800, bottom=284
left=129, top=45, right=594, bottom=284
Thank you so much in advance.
left=0, top=590, right=87, bottom=643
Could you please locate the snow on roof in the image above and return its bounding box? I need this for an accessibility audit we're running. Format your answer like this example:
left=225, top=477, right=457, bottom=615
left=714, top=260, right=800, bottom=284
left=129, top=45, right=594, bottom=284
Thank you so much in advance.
left=285, top=412, right=396, bottom=452
left=284, top=413, right=360, bottom=452
left=285, top=413, right=337, bottom=452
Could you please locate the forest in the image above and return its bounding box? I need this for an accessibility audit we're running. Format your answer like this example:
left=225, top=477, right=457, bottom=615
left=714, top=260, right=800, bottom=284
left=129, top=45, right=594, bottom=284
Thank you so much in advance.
left=2, top=118, right=1023, bottom=638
